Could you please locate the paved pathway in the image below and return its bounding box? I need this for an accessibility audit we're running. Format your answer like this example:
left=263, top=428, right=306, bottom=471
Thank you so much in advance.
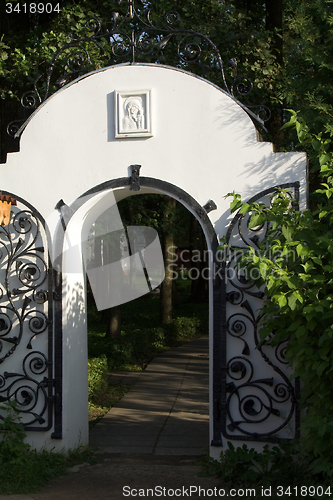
left=89, top=336, right=210, bottom=455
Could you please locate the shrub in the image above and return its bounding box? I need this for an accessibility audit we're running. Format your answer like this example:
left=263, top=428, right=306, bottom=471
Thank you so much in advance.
left=0, top=402, right=30, bottom=466
left=0, top=402, right=94, bottom=494
left=88, top=355, right=108, bottom=402
left=221, top=111, right=333, bottom=479
left=202, top=441, right=311, bottom=489
left=165, top=316, right=202, bottom=344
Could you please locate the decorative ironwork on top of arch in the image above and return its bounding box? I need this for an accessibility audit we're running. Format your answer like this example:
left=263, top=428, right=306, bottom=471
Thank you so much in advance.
left=7, top=0, right=270, bottom=138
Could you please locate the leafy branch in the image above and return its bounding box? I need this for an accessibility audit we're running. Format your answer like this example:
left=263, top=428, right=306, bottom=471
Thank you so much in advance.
left=222, top=111, right=333, bottom=479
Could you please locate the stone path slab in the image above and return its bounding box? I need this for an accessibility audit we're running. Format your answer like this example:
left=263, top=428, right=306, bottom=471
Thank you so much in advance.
left=89, top=336, right=210, bottom=455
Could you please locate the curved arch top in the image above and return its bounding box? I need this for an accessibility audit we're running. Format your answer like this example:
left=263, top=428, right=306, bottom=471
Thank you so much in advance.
left=77, top=176, right=218, bottom=247
left=2, top=63, right=307, bottom=240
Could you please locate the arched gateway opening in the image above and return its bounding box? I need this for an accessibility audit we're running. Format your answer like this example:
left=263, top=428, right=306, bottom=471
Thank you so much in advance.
left=86, top=188, right=212, bottom=453
left=54, top=177, right=219, bottom=452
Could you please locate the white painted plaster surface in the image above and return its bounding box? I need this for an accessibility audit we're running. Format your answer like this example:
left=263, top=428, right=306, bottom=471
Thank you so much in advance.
left=1, top=64, right=307, bottom=454
left=4, top=64, right=307, bottom=226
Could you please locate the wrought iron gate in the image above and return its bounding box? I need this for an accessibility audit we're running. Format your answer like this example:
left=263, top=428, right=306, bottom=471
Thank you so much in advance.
left=0, top=194, right=57, bottom=433
left=0, top=184, right=301, bottom=445
left=212, top=183, right=300, bottom=446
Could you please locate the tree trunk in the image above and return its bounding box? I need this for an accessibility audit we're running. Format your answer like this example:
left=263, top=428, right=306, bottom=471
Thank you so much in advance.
left=266, top=0, right=284, bottom=150
left=160, top=196, right=176, bottom=324
left=104, top=306, right=122, bottom=338
left=100, top=217, right=123, bottom=338
left=266, top=0, right=283, bottom=61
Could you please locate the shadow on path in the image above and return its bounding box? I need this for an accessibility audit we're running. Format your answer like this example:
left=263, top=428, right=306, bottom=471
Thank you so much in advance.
left=90, top=336, right=210, bottom=455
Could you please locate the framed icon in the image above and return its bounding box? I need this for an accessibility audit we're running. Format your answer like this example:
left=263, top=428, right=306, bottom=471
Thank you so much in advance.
left=115, top=90, right=152, bottom=138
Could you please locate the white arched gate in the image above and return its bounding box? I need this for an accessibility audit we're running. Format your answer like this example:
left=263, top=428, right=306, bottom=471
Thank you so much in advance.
left=0, top=4, right=307, bottom=454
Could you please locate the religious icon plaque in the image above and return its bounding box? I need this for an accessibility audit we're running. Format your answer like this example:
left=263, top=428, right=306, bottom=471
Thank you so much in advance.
left=115, top=90, right=152, bottom=138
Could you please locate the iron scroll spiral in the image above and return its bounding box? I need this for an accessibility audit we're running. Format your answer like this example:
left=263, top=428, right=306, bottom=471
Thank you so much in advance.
left=0, top=200, right=53, bottom=431
left=222, top=184, right=300, bottom=442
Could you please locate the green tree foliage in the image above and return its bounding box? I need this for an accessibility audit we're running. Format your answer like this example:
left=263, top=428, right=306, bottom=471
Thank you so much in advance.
left=0, top=0, right=284, bottom=159
left=280, top=0, right=333, bottom=190
left=1, top=0, right=332, bottom=157
left=283, top=1, right=333, bottom=137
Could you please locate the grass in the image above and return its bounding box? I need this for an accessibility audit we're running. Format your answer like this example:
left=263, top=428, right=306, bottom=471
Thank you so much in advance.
left=0, top=445, right=96, bottom=495
left=88, top=381, right=131, bottom=426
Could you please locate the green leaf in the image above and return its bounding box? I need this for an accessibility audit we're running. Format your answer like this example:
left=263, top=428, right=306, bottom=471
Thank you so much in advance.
left=312, top=274, right=326, bottom=283
left=286, top=276, right=299, bottom=289
left=230, top=199, right=242, bottom=213
left=319, top=153, right=332, bottom=166
left=281, top=225, right=293, bottom=241
left=295, top=325, right=307, bottom=338
left=288, top=320, right=302, bottom=331
left=259, top=261, right=268, bottom=277
left=239, top=202, right=251, bottom=214
left=293, top=291, right=303, bottom=303
left=288, top=293, right=297, bottom=310
left=312, top=139, right=320, bottom=151
left=296, top=243, right=308, bottom=257
left=277, top=295, right=287, bottom=308
left=302, top=261, right=315, bottom=273
left=248, top=212, right=266, bottom=229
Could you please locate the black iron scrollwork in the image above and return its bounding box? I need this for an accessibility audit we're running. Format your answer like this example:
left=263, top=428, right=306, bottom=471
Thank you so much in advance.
left=221, top=184, right=300, bottom=442
left=0, top=199, right=53, bottom=431
left=8, top=0, right=268, bottom=138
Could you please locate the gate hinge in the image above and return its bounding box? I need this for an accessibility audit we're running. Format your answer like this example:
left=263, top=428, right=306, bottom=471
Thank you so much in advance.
left=196, top=199, right=217, bottom=219
left=53, top=291, right=61, bottom=301
left=213, top=398, right=221, bottom=419
left=129, top=164, right=141, bottom=191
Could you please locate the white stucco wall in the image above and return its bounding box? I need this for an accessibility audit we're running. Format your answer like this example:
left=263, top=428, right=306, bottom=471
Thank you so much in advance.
left=4, top=63, right=307, bottom=231
left=1, top=63, right=307, bottom=454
